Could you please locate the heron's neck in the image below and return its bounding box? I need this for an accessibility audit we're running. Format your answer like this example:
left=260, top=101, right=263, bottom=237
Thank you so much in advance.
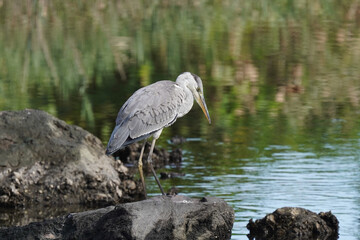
left=176, top=82, right=194, bottom=118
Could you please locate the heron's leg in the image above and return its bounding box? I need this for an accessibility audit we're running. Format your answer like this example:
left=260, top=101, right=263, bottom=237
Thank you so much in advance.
left=147, top=138, right=166, bottom=195
left=138, top=141, right=147, bottom=198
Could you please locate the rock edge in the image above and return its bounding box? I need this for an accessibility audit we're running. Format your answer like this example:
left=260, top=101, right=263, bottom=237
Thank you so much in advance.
left=0, top=195, right=235, bottom=240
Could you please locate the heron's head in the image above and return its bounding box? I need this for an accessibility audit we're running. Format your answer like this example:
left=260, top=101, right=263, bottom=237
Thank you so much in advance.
left=176, top=72, right=211, bottom=124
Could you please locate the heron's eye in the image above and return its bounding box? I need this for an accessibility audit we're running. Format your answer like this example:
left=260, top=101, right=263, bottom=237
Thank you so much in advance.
left=196, top=87, right=200, bottom=92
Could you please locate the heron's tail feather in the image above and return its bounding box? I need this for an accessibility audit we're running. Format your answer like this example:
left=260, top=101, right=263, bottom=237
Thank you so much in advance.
left=106, top=124, right=129, bottom=155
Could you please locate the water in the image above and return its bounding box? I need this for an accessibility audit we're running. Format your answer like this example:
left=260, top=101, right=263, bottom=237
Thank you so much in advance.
left=145, top=126, right=360, bottom=239
left=1, top=1, right=360, bottom=239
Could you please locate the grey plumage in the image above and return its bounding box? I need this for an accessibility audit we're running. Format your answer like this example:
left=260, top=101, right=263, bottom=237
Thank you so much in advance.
left=106, top=72, right=211, bottom=196
left=107, top=81, right=185, bottom=154
left=106, top=72, right=210, bottom=155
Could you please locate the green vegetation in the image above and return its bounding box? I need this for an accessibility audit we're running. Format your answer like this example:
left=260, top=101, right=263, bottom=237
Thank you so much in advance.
left=1, top=0, right=360, bottom=146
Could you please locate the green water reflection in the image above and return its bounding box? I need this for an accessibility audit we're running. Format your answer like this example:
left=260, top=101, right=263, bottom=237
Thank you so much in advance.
left=1, top=1, right=360, bottom=238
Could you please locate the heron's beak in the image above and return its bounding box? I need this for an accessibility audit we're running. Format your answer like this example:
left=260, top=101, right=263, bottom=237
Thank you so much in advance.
left=195, top=93, right=211, bottom=124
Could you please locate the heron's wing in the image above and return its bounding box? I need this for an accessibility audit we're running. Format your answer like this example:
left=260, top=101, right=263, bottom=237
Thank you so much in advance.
left=107, top=81, right=185, bottom=153
left=125, top=81, right=185, bottom=138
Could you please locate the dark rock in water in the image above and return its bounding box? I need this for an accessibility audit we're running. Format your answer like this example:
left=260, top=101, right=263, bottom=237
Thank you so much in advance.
left=169, top=148, right=182, bottom=163
left=247, top=207, right=339, bottom=240
left=160, top=172, right=185, bottom=179
left=115, top=142, right=182, bottom=170
left=0, top=195, right=235, bottom=240
left=0, top=109, right=143, bottom=212
left=166, top=186, right=180, bottom=196
left=170, top=135, right=186, bottom=144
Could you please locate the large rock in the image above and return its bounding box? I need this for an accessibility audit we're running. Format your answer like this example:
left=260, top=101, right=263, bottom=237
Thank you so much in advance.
left=0, top=195, right=235, bottom=240
left=247, top=207, right=339, bottom=240
left=0, top=109, right=143, bottom=211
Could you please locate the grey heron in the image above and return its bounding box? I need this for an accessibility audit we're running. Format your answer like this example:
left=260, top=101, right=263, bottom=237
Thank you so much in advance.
left=106, top=72, right=211, bottom=197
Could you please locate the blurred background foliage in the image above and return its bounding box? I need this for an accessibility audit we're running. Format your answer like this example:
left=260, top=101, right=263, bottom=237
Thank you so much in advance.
left=0, top=0, right=360, bottom=145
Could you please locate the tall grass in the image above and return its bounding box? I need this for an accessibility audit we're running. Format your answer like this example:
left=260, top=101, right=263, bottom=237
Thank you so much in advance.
left=0, top=0, right=359, bottom=141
